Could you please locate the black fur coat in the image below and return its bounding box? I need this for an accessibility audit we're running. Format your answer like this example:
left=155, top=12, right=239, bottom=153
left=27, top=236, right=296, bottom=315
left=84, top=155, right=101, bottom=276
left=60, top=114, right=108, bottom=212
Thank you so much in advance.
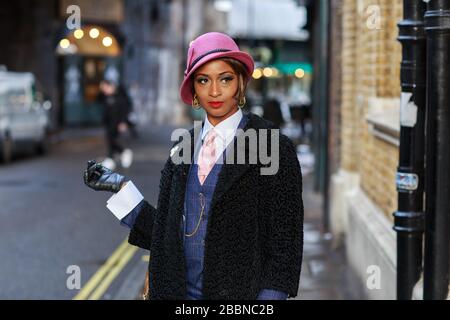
left=128, top=112, right=304, bottom=300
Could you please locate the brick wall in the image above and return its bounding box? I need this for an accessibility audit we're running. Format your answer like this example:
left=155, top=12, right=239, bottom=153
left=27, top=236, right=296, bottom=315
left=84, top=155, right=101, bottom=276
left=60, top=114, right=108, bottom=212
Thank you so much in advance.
left=335, top=0, right=402, bottom=219
left=340, top=0, right=358, bottom=172
left=328, top=0, right=343, bottom=174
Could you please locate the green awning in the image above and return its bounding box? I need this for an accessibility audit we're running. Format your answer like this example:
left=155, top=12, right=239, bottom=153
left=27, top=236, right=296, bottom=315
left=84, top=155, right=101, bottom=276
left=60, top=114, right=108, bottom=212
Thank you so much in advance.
left=270, top=62, right=313, bottom=75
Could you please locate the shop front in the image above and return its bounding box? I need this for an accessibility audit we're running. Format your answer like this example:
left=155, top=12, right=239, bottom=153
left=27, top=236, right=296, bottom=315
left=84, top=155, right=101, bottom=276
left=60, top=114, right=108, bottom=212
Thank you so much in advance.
left=57, top=0, right=124, bottom=126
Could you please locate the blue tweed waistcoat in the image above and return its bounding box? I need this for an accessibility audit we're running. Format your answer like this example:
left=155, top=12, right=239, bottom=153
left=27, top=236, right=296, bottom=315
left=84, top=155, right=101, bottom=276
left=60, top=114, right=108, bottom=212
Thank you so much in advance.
left=182, top=113, right=248, bottom=300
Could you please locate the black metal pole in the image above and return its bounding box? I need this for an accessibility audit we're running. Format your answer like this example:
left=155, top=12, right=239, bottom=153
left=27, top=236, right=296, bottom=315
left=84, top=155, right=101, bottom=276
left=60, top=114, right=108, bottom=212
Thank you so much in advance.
left=394, top=0, right=427, bottom=300
left=311, top=0, right=330, bottom=232
left=319, top=0, right=330, bottom=232
left=423, top=0, right=450, bottom=300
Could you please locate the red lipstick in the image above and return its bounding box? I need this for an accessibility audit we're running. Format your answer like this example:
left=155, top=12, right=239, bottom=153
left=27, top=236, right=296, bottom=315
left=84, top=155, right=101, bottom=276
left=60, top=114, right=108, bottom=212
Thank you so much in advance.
left=208, top=101, right=224, bottom=108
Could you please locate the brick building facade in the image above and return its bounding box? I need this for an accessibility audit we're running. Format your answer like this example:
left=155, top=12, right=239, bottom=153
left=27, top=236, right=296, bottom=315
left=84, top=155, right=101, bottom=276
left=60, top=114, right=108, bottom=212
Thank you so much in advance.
left=328, top=0, right=404, bottom=299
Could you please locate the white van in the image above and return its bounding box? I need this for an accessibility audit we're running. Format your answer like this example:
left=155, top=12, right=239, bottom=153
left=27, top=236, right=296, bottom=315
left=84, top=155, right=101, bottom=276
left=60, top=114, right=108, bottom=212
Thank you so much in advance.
left=0, top=70, right=52, bottom=163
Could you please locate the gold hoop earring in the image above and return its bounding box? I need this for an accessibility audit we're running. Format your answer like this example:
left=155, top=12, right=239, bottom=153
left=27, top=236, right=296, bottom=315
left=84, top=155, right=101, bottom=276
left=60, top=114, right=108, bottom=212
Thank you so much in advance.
left=192, top=94, right=201, bottom=110
left=238, top=96, right=246, bottom=109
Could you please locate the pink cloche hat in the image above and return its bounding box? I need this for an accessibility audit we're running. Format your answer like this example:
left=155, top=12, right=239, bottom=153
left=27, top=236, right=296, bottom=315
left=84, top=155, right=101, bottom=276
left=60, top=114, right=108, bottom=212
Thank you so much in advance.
left=179, top=32, right=255, bottom=105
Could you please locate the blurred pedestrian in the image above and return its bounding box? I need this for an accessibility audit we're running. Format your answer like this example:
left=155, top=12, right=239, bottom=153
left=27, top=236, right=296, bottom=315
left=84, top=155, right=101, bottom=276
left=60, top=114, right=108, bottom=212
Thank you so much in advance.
left=118, top=83, right=139, bottom=139
left=97, top=79, right=133, bottom=170
left=263, top=97, right=284, bottom=129
left=83, top=32, right=303, bottom=300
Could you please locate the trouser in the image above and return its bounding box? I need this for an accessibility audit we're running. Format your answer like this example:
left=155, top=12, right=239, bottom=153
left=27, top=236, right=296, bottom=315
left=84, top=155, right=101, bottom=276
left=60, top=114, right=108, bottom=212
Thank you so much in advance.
left=126, top=119, right=139, bottom=138
left=106, top=126, right=124, bottom=158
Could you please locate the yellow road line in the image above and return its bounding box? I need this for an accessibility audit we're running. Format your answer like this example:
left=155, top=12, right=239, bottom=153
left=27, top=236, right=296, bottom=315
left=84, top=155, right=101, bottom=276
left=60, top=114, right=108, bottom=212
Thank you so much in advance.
left=73, top=238, right=130, bottom=300
left=88, top=245, right=138, bottom=300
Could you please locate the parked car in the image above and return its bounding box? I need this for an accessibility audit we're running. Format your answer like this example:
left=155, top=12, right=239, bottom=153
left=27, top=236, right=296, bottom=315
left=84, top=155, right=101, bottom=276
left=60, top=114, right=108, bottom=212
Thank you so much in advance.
left=0, top=70, right=52, bottom=163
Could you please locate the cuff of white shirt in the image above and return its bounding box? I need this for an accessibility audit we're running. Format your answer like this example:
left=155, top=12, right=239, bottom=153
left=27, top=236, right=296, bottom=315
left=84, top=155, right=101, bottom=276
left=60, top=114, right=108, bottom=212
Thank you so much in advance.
left=106, top=181, right=144, bottom=220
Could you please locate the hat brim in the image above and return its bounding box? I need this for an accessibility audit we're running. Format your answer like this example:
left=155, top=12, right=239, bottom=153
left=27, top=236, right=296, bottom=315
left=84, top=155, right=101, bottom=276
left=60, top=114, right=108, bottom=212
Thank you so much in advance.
left=180, top=51, right=254, bottom=105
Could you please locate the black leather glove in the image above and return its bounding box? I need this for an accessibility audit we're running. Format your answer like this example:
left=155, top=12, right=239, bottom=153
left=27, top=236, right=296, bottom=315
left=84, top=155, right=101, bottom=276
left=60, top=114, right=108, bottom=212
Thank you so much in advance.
left=83, top=160, right=127, bottom=193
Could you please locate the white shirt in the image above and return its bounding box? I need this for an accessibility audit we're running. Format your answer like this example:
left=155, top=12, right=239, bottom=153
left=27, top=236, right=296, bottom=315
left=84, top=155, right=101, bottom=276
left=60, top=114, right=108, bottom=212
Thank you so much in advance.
left=197, top=108, right=243, bottom=164
left=107, top=109, right=243, bottom=220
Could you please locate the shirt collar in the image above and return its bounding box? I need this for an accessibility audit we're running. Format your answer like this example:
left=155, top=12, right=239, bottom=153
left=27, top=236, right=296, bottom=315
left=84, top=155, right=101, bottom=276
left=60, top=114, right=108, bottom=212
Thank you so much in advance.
left=201, top=109, right=243, bottom=143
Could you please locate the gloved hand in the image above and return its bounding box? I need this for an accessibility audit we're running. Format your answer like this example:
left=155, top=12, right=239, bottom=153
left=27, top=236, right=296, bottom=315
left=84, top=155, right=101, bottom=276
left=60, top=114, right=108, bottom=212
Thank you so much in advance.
left=83, top=160, right=127, bottom=193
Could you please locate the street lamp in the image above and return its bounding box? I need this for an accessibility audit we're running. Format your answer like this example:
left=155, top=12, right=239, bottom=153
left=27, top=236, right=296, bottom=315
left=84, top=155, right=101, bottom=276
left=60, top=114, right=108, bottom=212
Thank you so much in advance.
left=252, top=69, right=263, bottom=79
left=89, top=28, right=100, bottom=39
left=59, top=39, right=70, bottom=49
left=102, top=37, right=113, bottom=47
left=74, top=29, right=84, bottom=40
left=263, top=67, right=273, bottom=77
left=295, top=68, right=305, bottom=79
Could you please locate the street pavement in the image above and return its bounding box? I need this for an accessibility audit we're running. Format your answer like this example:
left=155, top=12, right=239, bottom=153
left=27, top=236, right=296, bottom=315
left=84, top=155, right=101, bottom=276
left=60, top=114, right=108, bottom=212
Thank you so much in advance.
left=292, top=173, right=366, bottom=300
left=0, top=123, right=179, bottom=299
left=0, top=121, right=364, bottom=300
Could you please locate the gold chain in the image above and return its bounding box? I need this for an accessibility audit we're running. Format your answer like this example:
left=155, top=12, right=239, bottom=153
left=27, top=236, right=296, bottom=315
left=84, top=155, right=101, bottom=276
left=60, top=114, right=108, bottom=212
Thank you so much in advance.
left=185, top=192, right=206, bottom=237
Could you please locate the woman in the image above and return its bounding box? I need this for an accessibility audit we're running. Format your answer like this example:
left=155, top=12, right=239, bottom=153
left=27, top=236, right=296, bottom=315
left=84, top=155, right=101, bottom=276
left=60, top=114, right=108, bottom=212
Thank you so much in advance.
left=83, top=32, right=304, bottom=300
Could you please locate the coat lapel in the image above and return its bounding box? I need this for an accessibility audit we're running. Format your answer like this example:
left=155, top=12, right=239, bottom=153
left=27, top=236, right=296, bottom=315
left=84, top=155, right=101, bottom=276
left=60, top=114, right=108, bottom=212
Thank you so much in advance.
left=210, top=141, right=251, bottom=211
left=171, top=112, right=262, bottom=212
left=170, top=125, right=197, bottom=221
left=210, top=113, right=255, bottom=210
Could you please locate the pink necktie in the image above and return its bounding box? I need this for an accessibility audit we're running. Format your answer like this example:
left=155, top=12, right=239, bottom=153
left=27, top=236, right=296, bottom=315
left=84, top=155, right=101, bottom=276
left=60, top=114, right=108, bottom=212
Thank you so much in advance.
left=198, top=129, right=217, bottom=185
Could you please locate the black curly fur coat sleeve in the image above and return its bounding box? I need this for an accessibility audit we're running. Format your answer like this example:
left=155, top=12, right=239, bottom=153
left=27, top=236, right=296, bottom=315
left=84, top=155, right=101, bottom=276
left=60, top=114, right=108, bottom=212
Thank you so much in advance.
left=259, top=135, right=304, bottom=297
left=128, top=155, right=174, bottom=250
